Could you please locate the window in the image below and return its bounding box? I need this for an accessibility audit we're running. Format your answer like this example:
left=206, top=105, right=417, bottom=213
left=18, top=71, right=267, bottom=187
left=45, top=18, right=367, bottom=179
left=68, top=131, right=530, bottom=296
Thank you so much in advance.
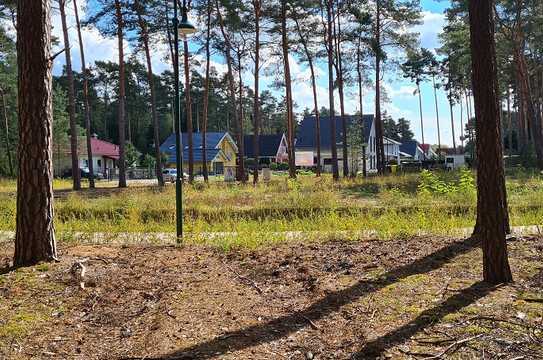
left=97, top=159, right=102, bottom=167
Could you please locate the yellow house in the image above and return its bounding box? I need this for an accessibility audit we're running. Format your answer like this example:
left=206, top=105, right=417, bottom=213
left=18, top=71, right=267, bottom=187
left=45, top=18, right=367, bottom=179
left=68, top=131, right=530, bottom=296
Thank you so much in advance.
left=160, top=132, right=238, bottom=175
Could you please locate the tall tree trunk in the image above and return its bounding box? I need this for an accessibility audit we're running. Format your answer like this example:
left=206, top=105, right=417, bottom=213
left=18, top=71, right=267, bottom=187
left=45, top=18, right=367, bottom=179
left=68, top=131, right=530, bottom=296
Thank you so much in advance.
left=165, top=0, right=175, bottom=70
left=236, top=50, right=246, bottom=183
left=433, top=74, right=442, bottom=156
left=460, top=91, right=464, bottom=150
left=357, top=42, right=367, bottom=177
left=215, top=0, right=243, bottom=181
left=202, top=0, right=212, bottom=183
left=374, top=0, right=385, bottom=174
left=0, top=87, right=13, bottom=176
left=417, top=83, right=425, bottom=157
left=325, top=0, right=339, bottom=180
left=252, top=0, right=261, bottom=184
left=59, top=0, right=81, bottom=190
left=281, top=0, right=296, bottom=179
left=468, top=0, right=513, bottom=284
left=73, top=0, right=95, bottom=188
left=507, top=87, right=513, bottom=157
left=333, top=0, right=348, bottom=177
left=115, top=0, right=127, bottom=188
left=14, top=0, right=57, bottom=266
left=293, top=15, right=320, bottom=177
left=449, top=95, right=456, bottom=154
left=183, top=39, right=194, bottom=182
left=135, top=0, right=164, bottom=186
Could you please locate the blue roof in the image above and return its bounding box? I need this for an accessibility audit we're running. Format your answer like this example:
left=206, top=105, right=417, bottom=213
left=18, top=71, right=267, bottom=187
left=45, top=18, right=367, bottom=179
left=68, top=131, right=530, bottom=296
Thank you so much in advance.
left=160, top=132, right=232, bottom=163
left=244, top=134, right=284, bottom=158
left=295, top=115, right=374, bottom=150
left=399, top=140, right=421, bottom=157
left=165, top=148, right=222, bottom=163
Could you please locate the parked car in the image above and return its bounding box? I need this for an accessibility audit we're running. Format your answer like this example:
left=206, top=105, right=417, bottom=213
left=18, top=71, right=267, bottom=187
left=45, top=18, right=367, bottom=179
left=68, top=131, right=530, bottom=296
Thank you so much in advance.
left=62, top=167, right=104, bottom=180
left=162, top=168, right=177, bottom=183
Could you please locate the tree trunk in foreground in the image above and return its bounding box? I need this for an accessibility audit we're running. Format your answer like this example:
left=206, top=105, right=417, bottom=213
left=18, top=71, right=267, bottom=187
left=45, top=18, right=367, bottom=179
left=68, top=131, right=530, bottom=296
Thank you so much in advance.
left=73, top=0, right=95, bottom=188
left=326, top=0, right=339, bottom=180
left=281, top=0, right=296, bottom=179
left=252, top=0, right=261, bottom=184
left=115, top=0, right=127, bottom=188
left=59, top=0, right=81, bottom=190
left=202, top=0, right=212, bottom=183
left=135, top=0, right=164, bottom=186
left=468, top=0, right=513, bottom=284
left=14, top=0, right=58, bottom=266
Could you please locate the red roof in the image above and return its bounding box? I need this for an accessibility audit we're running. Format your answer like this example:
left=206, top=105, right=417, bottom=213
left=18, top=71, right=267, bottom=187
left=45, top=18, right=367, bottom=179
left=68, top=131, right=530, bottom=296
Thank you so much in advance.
left=90, top=138, right=120, bottom=159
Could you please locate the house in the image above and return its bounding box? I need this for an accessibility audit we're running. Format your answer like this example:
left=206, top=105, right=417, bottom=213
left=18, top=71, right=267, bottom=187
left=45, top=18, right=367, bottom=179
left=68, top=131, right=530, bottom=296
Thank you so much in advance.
left=54, top=135, right=119, bottom=177
left=243, top=134, right=289, bottom=165
left=295, top=114, right=401, bottom=174
left=399, top=140, right=426, bottom=161
left=160, top=132, right=237, bottom=175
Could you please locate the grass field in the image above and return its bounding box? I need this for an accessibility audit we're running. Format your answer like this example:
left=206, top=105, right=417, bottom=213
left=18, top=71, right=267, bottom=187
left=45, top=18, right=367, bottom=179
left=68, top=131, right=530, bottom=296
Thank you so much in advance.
left=1, top=170, right=542, bottom=249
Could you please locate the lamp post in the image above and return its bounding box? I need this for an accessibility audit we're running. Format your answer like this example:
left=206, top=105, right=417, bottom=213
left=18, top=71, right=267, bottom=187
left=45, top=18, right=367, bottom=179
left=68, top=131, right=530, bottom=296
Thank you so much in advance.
left=173, top=0, right=196, bottom=242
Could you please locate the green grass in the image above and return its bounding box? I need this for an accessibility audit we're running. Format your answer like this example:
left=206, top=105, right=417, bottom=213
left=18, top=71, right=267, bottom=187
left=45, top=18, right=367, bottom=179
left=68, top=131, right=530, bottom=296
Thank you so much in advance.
left=1, top=170, right=543, bottom=248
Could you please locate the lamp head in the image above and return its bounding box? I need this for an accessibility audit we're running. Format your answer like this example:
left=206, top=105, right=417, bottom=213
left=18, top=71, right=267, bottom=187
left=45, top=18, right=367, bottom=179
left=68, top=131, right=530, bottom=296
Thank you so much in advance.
left=178, top=7, right=196, bottom=38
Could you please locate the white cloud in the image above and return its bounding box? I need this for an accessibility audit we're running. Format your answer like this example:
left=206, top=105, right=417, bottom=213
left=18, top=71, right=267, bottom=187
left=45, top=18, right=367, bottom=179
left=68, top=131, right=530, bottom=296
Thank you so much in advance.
left=414, top=11, right=446, bottom=50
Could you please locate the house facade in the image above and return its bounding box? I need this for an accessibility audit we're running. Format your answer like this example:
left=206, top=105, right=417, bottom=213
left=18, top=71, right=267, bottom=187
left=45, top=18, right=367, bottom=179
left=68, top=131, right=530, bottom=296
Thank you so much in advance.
left=243, top=134, right=289, bottom=164
left=160, top=132, right=237, bottom=175
left=400, top=140, right=437, bottom=161
left=54, top=135, right=119, bottom=177
left=296, top=114, right=401, bottom=174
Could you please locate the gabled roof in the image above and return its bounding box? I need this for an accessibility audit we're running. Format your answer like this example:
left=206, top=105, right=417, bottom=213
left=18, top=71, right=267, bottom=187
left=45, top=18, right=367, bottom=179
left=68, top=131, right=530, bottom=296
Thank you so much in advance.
left=160, top=132, right=237, bottom=154
left=89, top=138, right=120, bottom=159
left=295, top=115, right=374, bottom=150
left=243, top=134, right=285, bottom=158
left=164, top=148, right=222, bottom=163
left=399, top=140, right=423, bottom=157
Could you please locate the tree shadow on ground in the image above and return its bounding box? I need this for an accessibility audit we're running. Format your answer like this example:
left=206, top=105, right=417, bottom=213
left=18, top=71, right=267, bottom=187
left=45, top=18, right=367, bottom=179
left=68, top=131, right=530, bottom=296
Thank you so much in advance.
left=353, top=281, right=495, bottom=358
left=157, top=236, right=485, bottom=359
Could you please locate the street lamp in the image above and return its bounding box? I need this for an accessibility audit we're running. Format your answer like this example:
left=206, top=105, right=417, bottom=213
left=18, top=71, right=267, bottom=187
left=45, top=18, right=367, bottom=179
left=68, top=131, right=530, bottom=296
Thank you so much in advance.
left=173, top=0, right=196, bottom=242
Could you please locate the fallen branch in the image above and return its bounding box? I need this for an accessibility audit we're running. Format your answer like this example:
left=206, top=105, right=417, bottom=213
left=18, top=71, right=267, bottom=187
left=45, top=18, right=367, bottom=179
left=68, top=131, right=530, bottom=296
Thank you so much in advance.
left=225, top=265, right=263, bottom=294
left=299, top=314, right=320, bottom=330
left=424, top=334, right=484, bottom=359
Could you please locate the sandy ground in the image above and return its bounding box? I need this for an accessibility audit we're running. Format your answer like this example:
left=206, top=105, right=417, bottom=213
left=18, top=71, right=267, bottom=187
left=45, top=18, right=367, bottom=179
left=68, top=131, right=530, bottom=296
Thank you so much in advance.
left=1, top=236, right=542, bottom=359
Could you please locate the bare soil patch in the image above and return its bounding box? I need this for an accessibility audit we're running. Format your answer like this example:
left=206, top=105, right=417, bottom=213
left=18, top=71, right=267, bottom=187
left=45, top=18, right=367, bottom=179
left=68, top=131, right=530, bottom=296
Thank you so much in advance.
left=1, top=236, right=542, bottom=359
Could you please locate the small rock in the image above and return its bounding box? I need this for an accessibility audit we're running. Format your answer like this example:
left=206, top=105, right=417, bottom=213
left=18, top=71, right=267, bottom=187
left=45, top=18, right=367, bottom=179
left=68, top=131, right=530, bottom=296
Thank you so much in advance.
left=121, top=327, right=132, bottom=338
left=305, top=351, right=314, bottom=359
left=516, top=312, right=527, bottom=320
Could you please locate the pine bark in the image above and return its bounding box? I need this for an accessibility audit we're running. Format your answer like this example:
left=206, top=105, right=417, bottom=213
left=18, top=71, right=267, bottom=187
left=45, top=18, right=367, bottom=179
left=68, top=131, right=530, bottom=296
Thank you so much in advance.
left=202, top=0, right=212, bottom=183
left=115, top=0, right=127, bottom=188
left=73, top=0, right=95, bottom=188
left=236, top=50, right=246, bottom=183
left=252, top=0, right=261, bottom=184
left=449, top=95, right=456, bottom=154
left=59, top=0, right=81, bottom=190
left=281, top=0, right=296, bottom=179
left=135, top=0, right=164, bottom=186
left=357, top=42, right=367, bottom=177
left=433, top=75, right=442, bottom=156
left=326, top=0, right=339, bottom=180
left=374, top=0, right=385, bottom=174
left=468, top=0, right=513, bottom=284
left=14, top=0, right=58, bottom=266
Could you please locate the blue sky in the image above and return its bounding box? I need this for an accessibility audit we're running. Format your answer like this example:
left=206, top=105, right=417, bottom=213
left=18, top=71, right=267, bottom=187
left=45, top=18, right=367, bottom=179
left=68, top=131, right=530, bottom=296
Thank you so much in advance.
left=51, top=0, right=464, bottom=148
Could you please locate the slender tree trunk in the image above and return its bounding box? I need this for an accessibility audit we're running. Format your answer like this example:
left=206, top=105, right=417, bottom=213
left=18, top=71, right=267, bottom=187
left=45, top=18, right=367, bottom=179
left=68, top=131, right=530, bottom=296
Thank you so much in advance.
left=460, top=92, right=464, bottom=150
left=0, top=87, right=13, bottom=176
left=433, top=74, right=442, bottom=156
left=281, top=0, right=296, bottom=179
left=73, top=0, right=95, bottom=188
left=449, top=96, right=456, bottom=154
left=115, top=0, right=127, bottom=188
left=417, top=83, right=425, bottom=157
left=165, top=0, right=175, bottom=70
left=215, top=0, right=243, bottom=181
left=14, top=0, right=57, bottom=266
left=202, top=0, right=212, bottom=183
left=236, top=51, right=246, bottom=183
left=326, top=0, right=339, bottom=180
left=333, top=0, right=348, bottom=177
left=507, top=87, right=513, bottom=157
left=135, top=0, right=164, bottom=186
left=183, top=39, right=194, bottom=182
left=357, top=42, right=367, bottom=177
left=374, top=0, right=385, bottom=174
left=293, top=15, right=320, bottom=177
left=252, top=0, right=261, bottom=184
left=468, top=0, right=513, bottom=284
left=59, top=0, right=81, bottom=190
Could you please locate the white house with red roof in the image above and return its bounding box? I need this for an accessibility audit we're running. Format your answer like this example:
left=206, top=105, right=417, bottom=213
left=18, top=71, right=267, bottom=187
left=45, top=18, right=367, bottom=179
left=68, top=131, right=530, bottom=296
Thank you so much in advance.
left=54, top=135, right=120, bottom=177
